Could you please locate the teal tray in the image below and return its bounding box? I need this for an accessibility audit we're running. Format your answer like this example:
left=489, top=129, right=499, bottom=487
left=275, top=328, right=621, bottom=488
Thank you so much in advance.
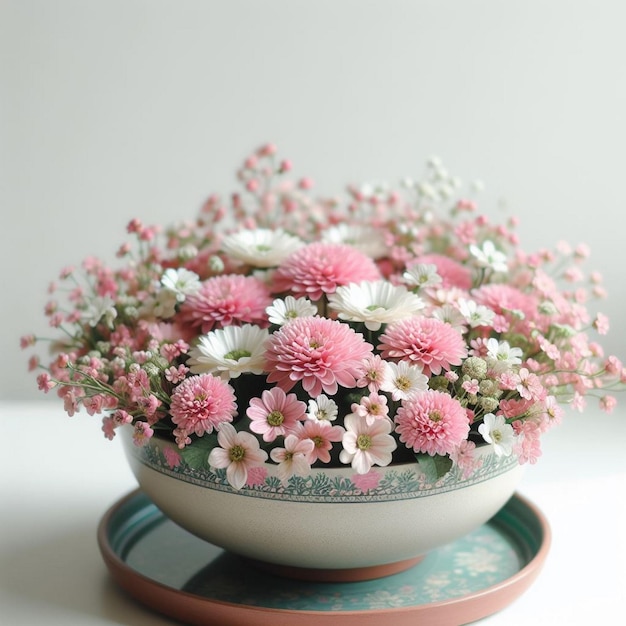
left=98, top=490, right=550, bottom=625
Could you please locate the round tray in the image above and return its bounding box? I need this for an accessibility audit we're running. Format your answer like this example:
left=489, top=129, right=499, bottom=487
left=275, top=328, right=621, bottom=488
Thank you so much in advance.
left=98, top=489, right=550, bottom=625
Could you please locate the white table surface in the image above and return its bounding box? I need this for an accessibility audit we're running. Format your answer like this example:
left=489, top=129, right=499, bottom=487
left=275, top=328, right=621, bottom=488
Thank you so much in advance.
left=1, top=400, right=625, bottom=625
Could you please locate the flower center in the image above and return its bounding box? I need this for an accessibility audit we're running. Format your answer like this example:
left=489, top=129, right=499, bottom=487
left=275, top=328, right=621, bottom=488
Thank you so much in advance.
left=256, top=244, right=271, bottom=252
left=356, top=434, right=372, bottom=450
left=224, top=349, right=252, bottom=361
left=312, top=436, right=325, bottom=448
left=395, top=376, right=411, bottom=391
left=267, top=410, right=285, bottom=426
left=229, top=445, right=246, bottom=462
left=429, top=410, right=443, bottom=423
left=366, top=303, right=385, bottom=311
left=492, top=430, right=503, bottom=443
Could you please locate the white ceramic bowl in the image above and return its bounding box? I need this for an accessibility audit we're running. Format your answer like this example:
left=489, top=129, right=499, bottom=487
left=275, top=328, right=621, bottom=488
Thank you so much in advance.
left=121, top=428, right=524, bottom=580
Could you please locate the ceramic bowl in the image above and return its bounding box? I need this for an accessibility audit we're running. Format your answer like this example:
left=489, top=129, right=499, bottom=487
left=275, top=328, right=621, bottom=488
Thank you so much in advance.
left=121, top=428, right=524, bottom=581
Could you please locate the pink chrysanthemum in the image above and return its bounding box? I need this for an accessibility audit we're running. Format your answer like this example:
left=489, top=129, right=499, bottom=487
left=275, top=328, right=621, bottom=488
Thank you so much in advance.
left=395, top=390, right=470, bottom=456
left=472, top=284, right=539, bottom=325
left=408, top=253, right=472, bottom=290
left=247, top=386, right=306, bottom=442
left=265, top=316, right=374, bottom=397
left=272, top=242, right=381, bottom=301
left=378, top=317, right=467, bottom=376
left=178, top=274, right=272, bottom=333
left=169, top=374, right=237, bottom=442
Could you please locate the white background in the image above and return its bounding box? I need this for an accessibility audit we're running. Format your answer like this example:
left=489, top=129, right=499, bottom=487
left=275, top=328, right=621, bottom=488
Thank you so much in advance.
left=2, top=0, right=626, bottom=401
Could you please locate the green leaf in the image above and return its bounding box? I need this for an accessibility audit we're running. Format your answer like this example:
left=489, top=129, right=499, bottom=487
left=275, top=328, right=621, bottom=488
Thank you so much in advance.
left=416, top=453, right=453, bottom=482
left=180, top=434, right=217, bottom=470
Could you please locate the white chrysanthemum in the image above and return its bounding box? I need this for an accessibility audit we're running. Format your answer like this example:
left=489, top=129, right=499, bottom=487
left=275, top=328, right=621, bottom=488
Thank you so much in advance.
left=431, top=303, right=467, bottom=331
left=486, top=338, right=523, bottom=373
left=469, top=240, right=508, bottom=273
left=307, top=394, right=339, bottom=422
left=379, top=361, right=428, bottom=401
left=457, top=298, right=495, bottom=328
left=321, top=223, right=388, bottom=259
left=478, top=413, right=516, bottom=457
left=403, top=263, right=442, bottom=290
left=328, top=281, right=425, bottom=331
left=221, top=228, right=304, bottom=268
left=188, top=324, right=269, bottom=378
left=266, top=296, right=317, bottom=326
left=161, top=268, right=201, bottom=302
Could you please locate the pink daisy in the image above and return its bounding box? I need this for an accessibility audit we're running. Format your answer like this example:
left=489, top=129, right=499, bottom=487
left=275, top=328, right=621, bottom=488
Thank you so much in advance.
left=247, top=386, right=306, bottom=442
left=298, top=419, right=345, bottom=463
left=408, top=253, right=472, bottom=290
left=178, top=274, right=272, bottom=333
left=539, top=395, right=564, bottom=431
left=272, top=242, right=381, bottom=301
left=350, top=392, right=390, bottom=425
left=339, top=413, right=397, bottom=474
left=270, top=434, right=315, bottom=485
left=208, top=423, right=269, bottom=490
left=169, top=374, right=238, bottom=443
left=378, top=317, right=467, bottom=376
left=265, top=316, right=374, bottom=397
left=356, top=354, right=387, bottom=392
left=395, top=390, right=470, bottom=456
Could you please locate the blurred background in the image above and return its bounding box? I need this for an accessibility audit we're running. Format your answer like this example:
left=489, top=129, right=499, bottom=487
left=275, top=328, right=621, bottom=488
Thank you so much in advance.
left=2, top=0, right=625, bottom=401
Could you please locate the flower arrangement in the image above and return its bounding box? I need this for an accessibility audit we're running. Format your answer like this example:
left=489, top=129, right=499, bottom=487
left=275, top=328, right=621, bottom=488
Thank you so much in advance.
left=22, top=144, right=625, bottom=490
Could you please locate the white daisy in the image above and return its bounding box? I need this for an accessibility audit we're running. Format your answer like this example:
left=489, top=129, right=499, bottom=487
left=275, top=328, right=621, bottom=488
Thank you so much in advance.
left=328, top=281, right=425, bottom=331
left=321, top=223, right=388, bottom=259
left=188, top=324, right=269, bottom=378
left=477, top=413, right=516, bottom=457
left=160, top=268, right=201, bottom=302
left=307, top=394, right=339, bottom=422
left=379, top=361, right=428, bottom=401
left=403, top=263, right=442, bottom=290
left=220, top=228, right=303, bottom=268
left=266, top=296, right=317, bottom=326
left=469, top=240, right=508, bottom=273
left=457, top=298, right=495, bottom=328
left=431, top=303, right=467, bottom=331
left=486, top=338, right=523, bottom=373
